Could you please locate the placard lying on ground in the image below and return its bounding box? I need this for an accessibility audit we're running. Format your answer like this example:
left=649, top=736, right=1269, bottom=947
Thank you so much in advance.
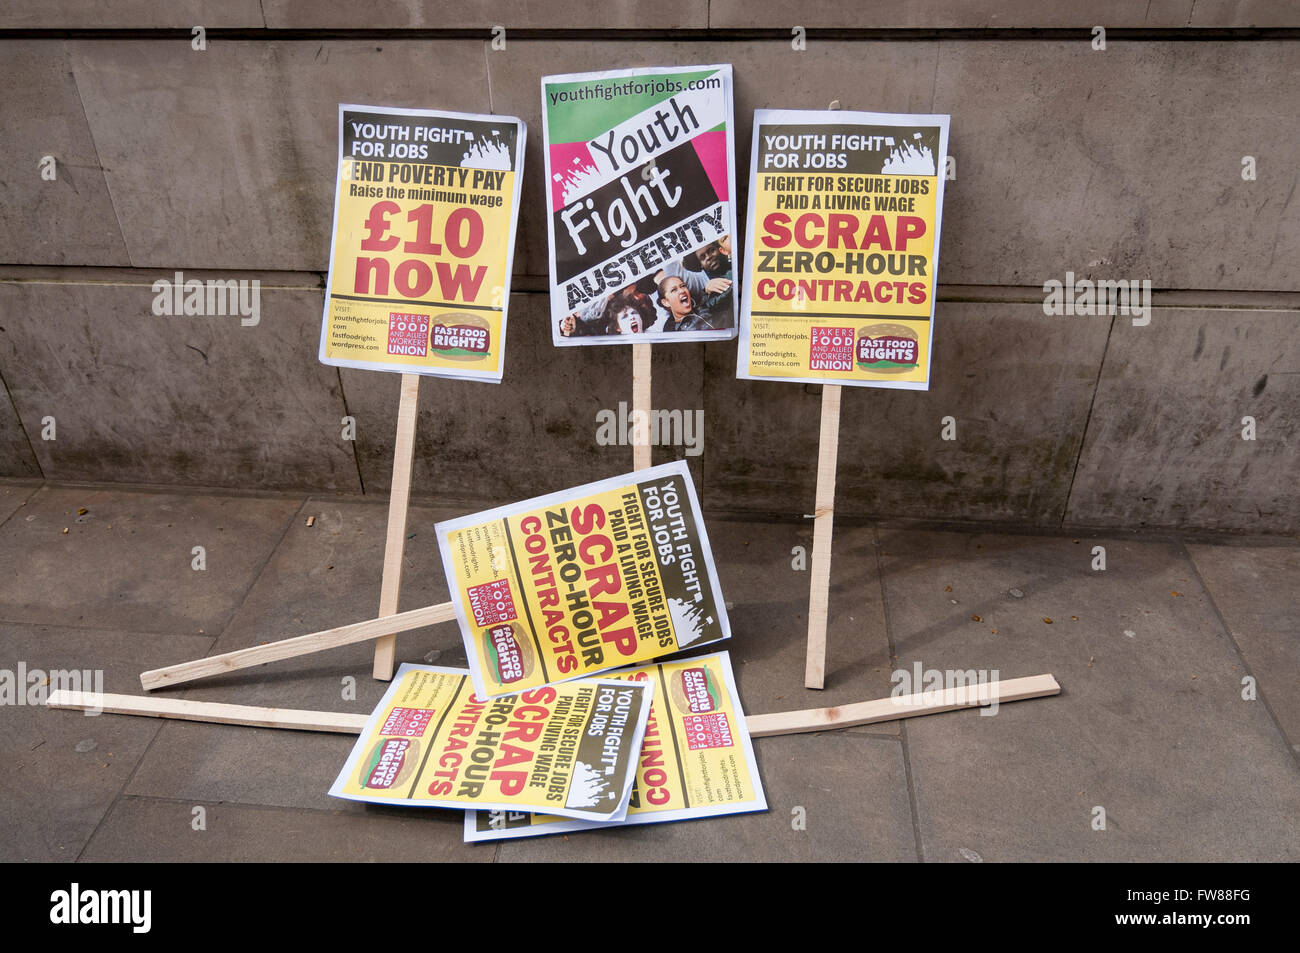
left=319, top=104, right=526, bottom=383
left=437, top=460, right=730, bottom=699
left=737, top=109, right=950, bottom=389
left=542, top=65, right=738, bottom=345
left=329, top=664, right=652, bottom=822
left=464, top=651, right=766, bottom=841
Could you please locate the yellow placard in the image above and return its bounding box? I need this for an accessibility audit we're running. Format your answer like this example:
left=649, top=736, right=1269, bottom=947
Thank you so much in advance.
left=464, top=651, right=767, bottom=840
left=738, top=111, right=949, bottom=390
left=319, top=105, right=525, bottom=383
left=436, top=461, right=730, bottom=699
left=330, top=665, right=654, bottom=822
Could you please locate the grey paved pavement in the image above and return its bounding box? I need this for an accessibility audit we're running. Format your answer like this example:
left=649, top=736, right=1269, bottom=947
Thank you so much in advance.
left=2, top=481, right=1296, bottom=862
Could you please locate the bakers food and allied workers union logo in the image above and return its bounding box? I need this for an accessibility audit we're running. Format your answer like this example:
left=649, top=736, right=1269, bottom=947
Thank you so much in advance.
left=668, top=666, right=720, bottom=715
left=483, top=623, right=536, bottom=686
left=856, top=323, right=919, bottom=373
left=358, top=737, right=420, bottom=790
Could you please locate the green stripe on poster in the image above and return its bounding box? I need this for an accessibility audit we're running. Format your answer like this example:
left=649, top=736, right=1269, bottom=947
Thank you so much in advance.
left=544, top=68, right=721, bottom=144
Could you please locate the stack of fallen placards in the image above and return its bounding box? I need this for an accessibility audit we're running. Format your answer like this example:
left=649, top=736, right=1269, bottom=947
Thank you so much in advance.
left=329, top=461, right=767, bottom=840
left=332, top=653, right=765, bottom=842
left=48, top=460, right=1060, bottom=845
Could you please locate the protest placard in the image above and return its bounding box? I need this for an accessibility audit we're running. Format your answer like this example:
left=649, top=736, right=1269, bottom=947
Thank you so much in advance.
left=437, top=461, right=730, bottom=699
left=464, top=651, right=766, bottom=841
left=329, top=664, right=652, bottom=822
left=319, top=105, right=526, bottom=383
left=738, top=109, right=949, bottom=389
left=542, top=66, right=738, bottom=345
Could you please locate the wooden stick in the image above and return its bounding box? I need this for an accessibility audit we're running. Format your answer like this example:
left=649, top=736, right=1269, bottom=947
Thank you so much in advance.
left=48, top=690, right=369, bottom=734
left=139, top=601, right=456, bottom=692
left=804, top=383, right=842, bottom=689
left=62, top=674, right=1060, bottom=739
left=747, top=674, right=1061, bottom=737
left=632, top=342, right=652, bottom=471
left=373, top=373, right=421, bottom=681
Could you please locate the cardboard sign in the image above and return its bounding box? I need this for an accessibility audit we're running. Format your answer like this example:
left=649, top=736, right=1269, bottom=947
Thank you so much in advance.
left=464, top=651, right=766, bottom=841
left=542, top=65, right=738, bottom=345
left=737, top=110, right=950, bottom=389
left=319, top=105, right=526, bottom=383
left=329, top=664, right=652, bottom=822
left=436, top=461, right=730, bottom=699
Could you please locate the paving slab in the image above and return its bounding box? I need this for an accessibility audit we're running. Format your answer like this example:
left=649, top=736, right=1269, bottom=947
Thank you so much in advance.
left=0, top=486, right=301, bottom=633
left=878, top=527, right=1300, bottom=861
left=0, top=621, right=214, bottom=862
left=1186, top=540, right=1300, bottom=747
left=0, top=42, right=130, bottom=267
left=0, top=482, right=39, bottom=527
left=1066, top=309, right=1300, bottom=533
left=0, top=279, right=360, bottom=491
left=126, top=499, right=466, bottom=812
left=706, top=518, right=897, bottom=733
left=79, top=797, right=491, bottom=863
left=497, top=733, right=915, bottom=862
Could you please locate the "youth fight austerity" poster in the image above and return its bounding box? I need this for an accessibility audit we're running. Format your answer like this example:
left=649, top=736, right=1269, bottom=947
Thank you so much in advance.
left=329, top=664, right=652, bottom=822
left=436, top=461, right=731, bottom=699
left=737, top=109, right=949, bottom=389
left=542, top=66, right=738, bottom=345
left=464, top=651, right=767, bottom=841
left=319, top=105, right=525, bottom=383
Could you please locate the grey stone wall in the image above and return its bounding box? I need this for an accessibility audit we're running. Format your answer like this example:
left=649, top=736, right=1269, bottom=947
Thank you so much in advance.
left=1, top=8, right=1296, bottom=532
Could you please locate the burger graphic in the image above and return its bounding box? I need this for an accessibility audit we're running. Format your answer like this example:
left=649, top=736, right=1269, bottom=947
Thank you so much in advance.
left=856, top=323, right=920, bottom=373
left=483, top=623, right=536, bottom=687
left=429, top=312, right=491, bottom=362
left=357, top=737, right=419, bottom=790
left=668, top=666, right=721, bottom=715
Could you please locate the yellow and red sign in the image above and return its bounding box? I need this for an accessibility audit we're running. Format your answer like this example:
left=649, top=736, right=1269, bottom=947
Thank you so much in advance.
left=738, top=110, right=950, bottom=390
left=319, top=105, right=525, bottom=383
left=436, top=461, right=730, bottom=699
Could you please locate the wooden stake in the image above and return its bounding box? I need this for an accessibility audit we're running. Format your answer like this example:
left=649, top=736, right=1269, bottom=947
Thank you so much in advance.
left=747, top=674, right=1060, bottom=737
left=48, top=690, right=370, bottom=734
left=373, top=373, right=420, bottom=681
left=65, top=674, right=1060, bottom=738
left=139, top=601, right=456, bottom=692
left=804, top=383, right=842, bottom=689
left=632, top=342, right=652, bottom=471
